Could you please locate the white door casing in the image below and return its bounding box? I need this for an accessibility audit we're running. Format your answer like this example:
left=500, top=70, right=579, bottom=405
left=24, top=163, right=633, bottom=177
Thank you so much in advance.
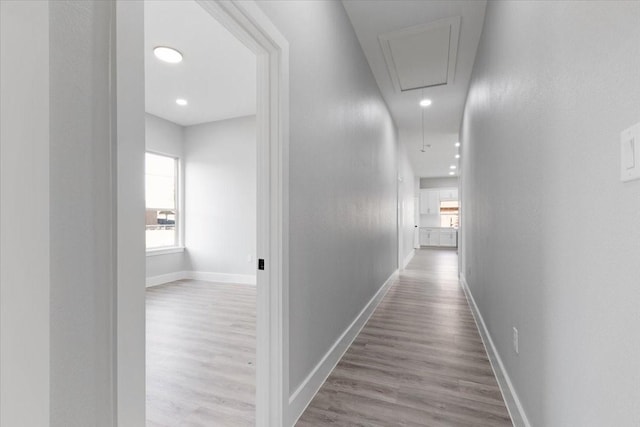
left=115, top=1, right=290, bottom=425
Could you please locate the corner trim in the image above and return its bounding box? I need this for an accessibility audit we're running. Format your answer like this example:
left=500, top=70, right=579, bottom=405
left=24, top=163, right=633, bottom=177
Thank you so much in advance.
left=402, top=249, right=415, bottom=269
left=287, top=269, right=399, bottom=426
left=459, top=274, right=531, bottom=427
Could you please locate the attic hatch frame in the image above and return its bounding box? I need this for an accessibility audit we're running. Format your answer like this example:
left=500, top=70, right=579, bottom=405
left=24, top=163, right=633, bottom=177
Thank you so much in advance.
left=114, top=1, right=290, bottom=426
left=379, top=16, right=461, bottom=93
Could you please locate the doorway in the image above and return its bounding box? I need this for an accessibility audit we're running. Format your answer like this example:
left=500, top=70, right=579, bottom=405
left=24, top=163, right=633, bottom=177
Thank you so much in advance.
left=115, top=1, right=289, bottom=425
left=144, top=1, right=258, bottom=424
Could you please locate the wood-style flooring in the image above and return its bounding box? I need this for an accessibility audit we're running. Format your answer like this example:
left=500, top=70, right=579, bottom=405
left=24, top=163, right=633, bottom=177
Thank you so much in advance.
left=146, top=279, right=256, bottom=427
left=296, top=248, right=513, bottom=426
left=146, top=249, right=511, bottom=426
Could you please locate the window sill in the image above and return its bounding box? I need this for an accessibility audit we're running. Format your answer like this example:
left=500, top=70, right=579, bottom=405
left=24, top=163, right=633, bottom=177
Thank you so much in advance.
left=146, top=246, right=185, bottom=257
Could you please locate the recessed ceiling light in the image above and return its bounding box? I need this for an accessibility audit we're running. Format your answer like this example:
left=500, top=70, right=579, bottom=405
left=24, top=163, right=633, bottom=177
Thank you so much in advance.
left=419, top=99, right=432, bottom=107
left=455, top=154, right=460, bottom=159
left=449, top=171, right=455, bottom=176
left=455, top=142, right=461, bottom=147
left=450, top=165, right=457, bottom=170
left=154, top=46, right=183, bottom=64
left=176, top=98, right=188, bottom=106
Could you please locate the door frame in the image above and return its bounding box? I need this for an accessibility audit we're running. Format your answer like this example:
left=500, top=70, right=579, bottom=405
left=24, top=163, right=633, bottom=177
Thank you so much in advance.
left=114, top=1, right=290, bottom=425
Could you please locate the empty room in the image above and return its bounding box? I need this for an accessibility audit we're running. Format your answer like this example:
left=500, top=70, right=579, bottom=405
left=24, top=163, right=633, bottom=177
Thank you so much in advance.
left=143, top=1, right=258, bottom=425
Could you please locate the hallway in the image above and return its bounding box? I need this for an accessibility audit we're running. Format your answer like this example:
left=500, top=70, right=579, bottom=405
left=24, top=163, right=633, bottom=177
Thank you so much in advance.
left=297, top=249, right=512, bottom=426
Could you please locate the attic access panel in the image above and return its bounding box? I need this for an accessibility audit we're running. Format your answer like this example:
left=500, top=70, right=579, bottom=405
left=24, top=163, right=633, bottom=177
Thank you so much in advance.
left=379, top=16, right=461, bottom=92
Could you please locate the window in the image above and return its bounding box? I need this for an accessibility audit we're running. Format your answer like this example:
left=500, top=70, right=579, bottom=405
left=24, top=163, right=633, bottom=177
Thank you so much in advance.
left=145, top=152, right=179, bottom=250
left=440, top=200, right=459, bottom=228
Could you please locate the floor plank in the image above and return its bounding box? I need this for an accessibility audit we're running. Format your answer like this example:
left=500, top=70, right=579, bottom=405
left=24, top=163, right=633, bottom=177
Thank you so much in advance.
left=297, top=248, right=512, bottom=426
left=146, top=279, right=256, bottom=427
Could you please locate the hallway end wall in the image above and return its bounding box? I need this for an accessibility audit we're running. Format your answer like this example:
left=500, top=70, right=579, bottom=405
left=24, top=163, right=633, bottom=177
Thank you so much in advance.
left=460, top=2, right=640, bottom=426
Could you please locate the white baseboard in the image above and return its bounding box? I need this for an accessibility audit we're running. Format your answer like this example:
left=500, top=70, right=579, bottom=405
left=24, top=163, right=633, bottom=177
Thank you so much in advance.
left=146, top=270, right=257, bottom=287
left=459, top=274, right=531, bottom=427
left=187, top=271, right=257, bottom=285
left=146, top=271, right=188, bottom=287
left=402, top=249, right=415, bottom=269
left=287, top=269, right=399, bottom=426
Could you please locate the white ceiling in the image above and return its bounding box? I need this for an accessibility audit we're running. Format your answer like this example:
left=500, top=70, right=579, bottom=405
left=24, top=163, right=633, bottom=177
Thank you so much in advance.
left=144, top=0, right=256, bottom=127
left=343, top=0, right=487, bottom=178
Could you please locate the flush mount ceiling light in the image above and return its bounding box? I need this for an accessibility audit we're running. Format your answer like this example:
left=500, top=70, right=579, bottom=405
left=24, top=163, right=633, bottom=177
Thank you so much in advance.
left=175, top=98, right=188, bottom=106
left=455, top=154, right=460, bottom=159
left=154, top=46, right=183, bottom=64
left=449, top=171, right=455, bottom=176
left=450, top=165, right=457, bottom=170
left=455, top=142, right=461, bottom=147
left=419, top=99, right=432, bottom=107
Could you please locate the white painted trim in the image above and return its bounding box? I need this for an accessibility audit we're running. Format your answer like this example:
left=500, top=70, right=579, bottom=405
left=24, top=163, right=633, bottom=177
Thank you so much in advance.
left=145, top=271, right=188, bottom=287
left=402, top=249, right=415, bottom=270
left=188, top=271, right=257, bottom=285
left=459, top=274, right=531, bottom=427
left=288, top=270, right=399, bottom=426
left=146, top=271, right=257, bottom=287
left=115, top=1, right=147, bottom=424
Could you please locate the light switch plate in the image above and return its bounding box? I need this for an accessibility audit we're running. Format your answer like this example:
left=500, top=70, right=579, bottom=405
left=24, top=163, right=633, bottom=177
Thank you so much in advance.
left=621, top=123, right=640, bottom=182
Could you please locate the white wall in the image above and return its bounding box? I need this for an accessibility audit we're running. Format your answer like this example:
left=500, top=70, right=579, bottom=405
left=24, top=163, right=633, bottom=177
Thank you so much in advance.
left=0, top=1, right=50, bottom=425
left=49, top=1, right=116, bottom=425
left=183, top=115, right=257, bottom=277
left=460, top=2, right=640, bottom=426
left=258, top=0, right=399, bottom=397
left=145, top=113, right=186, bottom=279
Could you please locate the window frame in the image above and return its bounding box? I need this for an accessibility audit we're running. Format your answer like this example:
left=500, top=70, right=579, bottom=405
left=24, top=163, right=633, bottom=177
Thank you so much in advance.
left=144, top=150, right=184, bottom=254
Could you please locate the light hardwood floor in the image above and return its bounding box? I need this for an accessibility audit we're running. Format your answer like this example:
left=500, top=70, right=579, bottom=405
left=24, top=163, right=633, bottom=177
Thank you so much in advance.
left=146, top=249, right=511, bottom=426
left=146, top=279, right=256, bottom=427
left=296, top=248, right=513, bottom=426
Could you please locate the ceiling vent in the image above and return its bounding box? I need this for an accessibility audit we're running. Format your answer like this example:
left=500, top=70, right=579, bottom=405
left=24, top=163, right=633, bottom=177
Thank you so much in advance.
left=379, top=16, right=461, bottom=92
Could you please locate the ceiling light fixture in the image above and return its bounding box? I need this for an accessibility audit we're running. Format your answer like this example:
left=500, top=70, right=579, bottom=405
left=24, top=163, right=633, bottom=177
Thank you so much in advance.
left=449, top=171, right=455, bottom=176
left=154, top=46, right=183, bottom=64
left=455, top=154, right=460, bottom=159
left=455, top=142, right=461, bottom=147
left=176, top=98, right=188, bottom=106
left=450, top=165, right=457, bottom=170
left=419, top=99, right=432, bottom=107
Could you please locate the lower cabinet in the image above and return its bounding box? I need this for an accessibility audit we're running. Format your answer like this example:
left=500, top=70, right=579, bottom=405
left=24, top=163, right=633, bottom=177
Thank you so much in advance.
left=420, top=228, right=457, bottom=247
left=440, top=230, right=458, bottom=247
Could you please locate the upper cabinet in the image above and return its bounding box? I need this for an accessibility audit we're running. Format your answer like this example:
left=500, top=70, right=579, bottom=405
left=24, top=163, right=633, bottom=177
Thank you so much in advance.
left=439, top=188, right=458, bottom=201
left=419, top=189, right=440, bottom=215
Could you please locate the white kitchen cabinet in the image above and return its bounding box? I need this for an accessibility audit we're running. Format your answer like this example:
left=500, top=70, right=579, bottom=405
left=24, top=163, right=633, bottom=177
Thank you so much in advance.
left=420, top=228, right=457, bottom=247
left=439, top=188, right=458, bottom=201
left=419, top=189, right=440, bottom=215
left=440, top=229, right=458, bottom=247
left=420, top=228, right=440, bottom=246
